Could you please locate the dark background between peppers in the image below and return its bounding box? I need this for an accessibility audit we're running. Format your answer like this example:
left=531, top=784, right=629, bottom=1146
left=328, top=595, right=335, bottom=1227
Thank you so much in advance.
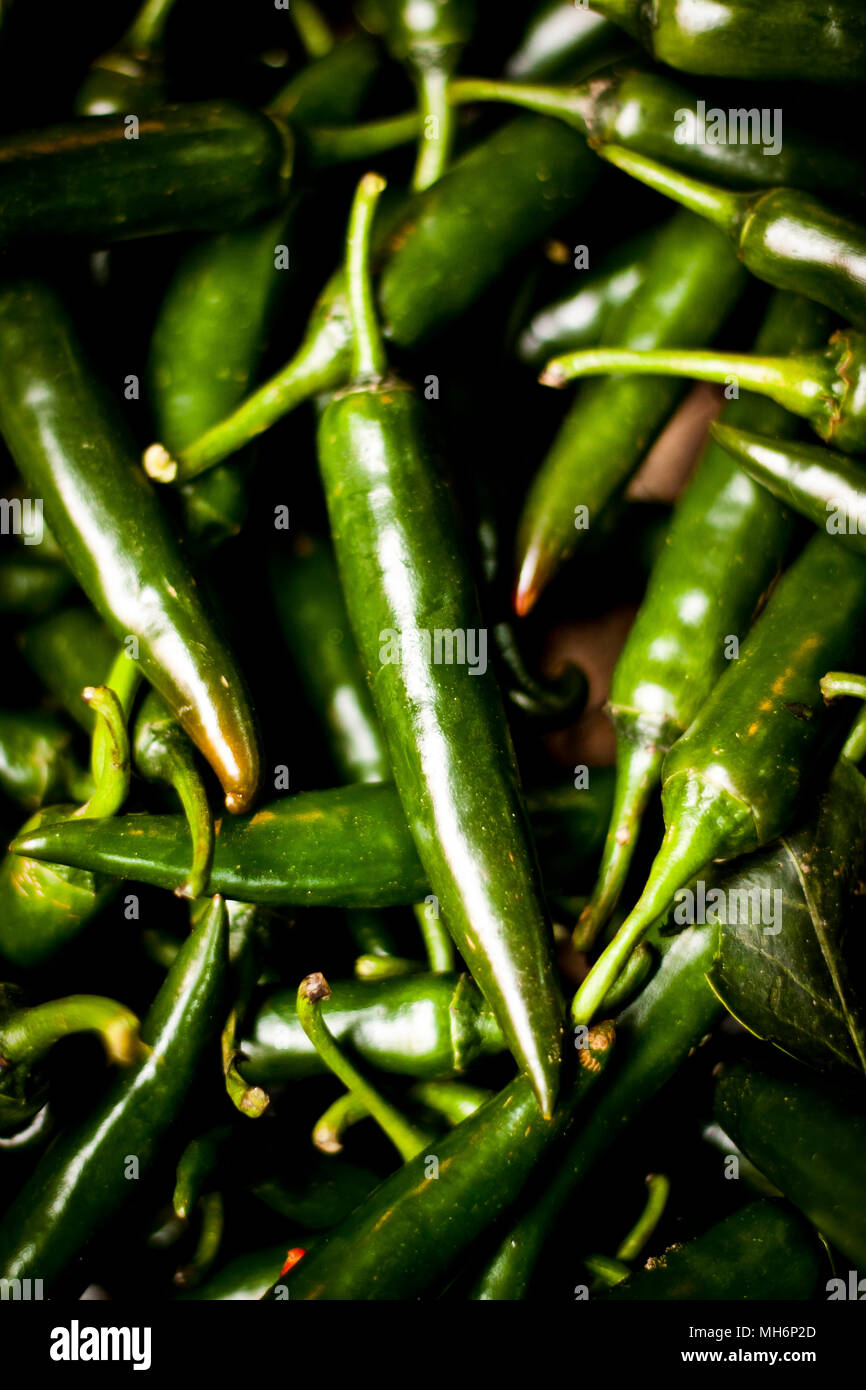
left=0, top=0, right=863, bottom=1301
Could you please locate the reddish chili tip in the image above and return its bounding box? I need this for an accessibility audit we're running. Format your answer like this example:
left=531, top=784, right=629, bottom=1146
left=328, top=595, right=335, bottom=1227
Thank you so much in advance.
left=280, top=1248, right=306, bottom=1276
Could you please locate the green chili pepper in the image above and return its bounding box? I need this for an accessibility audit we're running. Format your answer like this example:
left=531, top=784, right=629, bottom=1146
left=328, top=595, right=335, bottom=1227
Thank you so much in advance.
left=74, top=0, right=177, bottom=116
left=0, top=985, right=142, bottom=1137
left=0, top=103, right=293, bottom=247
left=252, top=1158, right=381, bottom=1230
left=18, top=609, right=116, bottom=732
left=600, top=1201, right=821, bottom=1301
left=716, top=1062, right=866, bottom=1268
left=315, top=174, right=563, bottom=1113
left=0, top=280, right=260, bottom=813
left=506, top=1, right=631, bottom=81
left=572, top=532, right=866, bottom=1026
left=592, top=146, right=866, bottom=332
left=0, top=894, right=227, bottom=1288
left=263, top=1020, right=614, bottom=1300
left=0, top=709, right=88, bottom=810
left=410, top=1078, right=491, bottom=1125
left=176, top=1245, right=290, bottom=1301
left=0, top=553, right=74, bottom=617
left=587, top=0, right=866, bottom=81
left=288, top=0, right=334, bottom=59
left=711, top=426, right=866, bottom=555
left=173, top=1125, right=232, bottom=1222
left=143, top=114, right=596, bottom=483
left=239, top=972, right=503, bottom=1085
left=514, top=210, right=745, bottom=614
left=360, top=0, right=476, bottom=190
left=133, top=689, right=214, bottom=901
left=577, top=292, right=832, bottom=947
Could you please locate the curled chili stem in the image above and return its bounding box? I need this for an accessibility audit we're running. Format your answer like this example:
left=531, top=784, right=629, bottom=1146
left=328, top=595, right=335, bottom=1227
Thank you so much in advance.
left=0, top=995, right=143, bottom=1070
left=346, top=171, right=388, bottom=380
left=289, top=0, right=334, bottom=60
left=297, top=973, right=429, bottom=1162
left=616, top=1173, right=670, bottom=1261
left=414, top=899, right=455, bottom=973
left=821, top=672, right=866, bottom=764
left=313, top=1091, right=370, bottom=1154
left=305, top=111, right=421, bottom=166
left=77, top=685, right=131, bottom=820
left=221, top=1007, right=269, bottom=1118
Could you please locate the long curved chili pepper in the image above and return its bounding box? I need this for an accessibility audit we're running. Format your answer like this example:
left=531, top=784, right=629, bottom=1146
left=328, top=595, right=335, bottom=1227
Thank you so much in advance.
left=0, top=280, right=260, bottom=812
left=0, top=894, right=227, bottom=1288
left=577, top=292, right=832, bottom=948
left=74, top=0, right=177, bottom=116
left=263, top=1021, right=614, bottom=1300
left=711, top=426, right=866, bottom=555
left=514, top=210, right=746, bottom=615
left=0, top=709, right=89, bottom=810
left=593, top=145, right=866, bottom=331
left=316, top=173, right=564, bottom=1114
left=572, top=532, right=866, bottom=1026
left=143, top=113, right=596, bottom=483
left=133, top=689, right=214, bottom=900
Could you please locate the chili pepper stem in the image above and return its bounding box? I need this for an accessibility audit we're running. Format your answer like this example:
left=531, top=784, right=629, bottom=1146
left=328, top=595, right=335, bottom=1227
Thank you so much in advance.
left=449, top=76, right=592, bottom=132
left=76, top=686, right=131, bottom=820
left=598, top=144, right=746, bottom=236
left=616, top=1172, right=670, bottom=1261
left=0, top=995, right=143, bottom=1069
left=347, top=173, right=388, bottom=380
left=412, top=67, right=455, bottom=192
left=221, top=1009, right=269, bottom=1118
left=313, top=1091, right=369, bottom=1154
left=304, top=111, right=421, bottom=167
left=92, top=649, right=140, bottom=787
left=598, top=940, right=654, bottom=1013
left=297, top=973, right=429, bottom=1161
left=414, top=899, right=455, bottom=972
left=123, top=0, right=177, bottom=52
left=289, top=0, right=334, bottom=60
left=171, top=769, right=215, bottom=900
left=821, top=672, right=866, bottom=764
left=409, top=1080, right=491, bottom=1124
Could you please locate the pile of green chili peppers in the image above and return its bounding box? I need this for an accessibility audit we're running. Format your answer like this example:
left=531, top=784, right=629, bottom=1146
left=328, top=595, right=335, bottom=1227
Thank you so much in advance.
left=0, top=0, right=864, bottom=1311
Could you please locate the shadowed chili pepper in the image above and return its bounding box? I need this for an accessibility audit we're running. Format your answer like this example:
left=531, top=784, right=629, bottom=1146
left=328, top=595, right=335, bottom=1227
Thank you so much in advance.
left=0, top=893, right=227, bottom=1289
left=0, top=280, right=261, bottom=812
left=586, top=0, right=866, bottom=82
left=316, top=172, right=564, bottom=1114
left=267, top=35, right=380, bottom=128
left=576, top=292, right=833, bottom=948
left=74, top=0, right=177, bottom=116
left=0, top=553, right=74, bottom=617
left=288, top=0, right=333, bottom=59
left=18, top=608, right=116, bottom=732
left=514, top=210, right=746, bottom=615
left=263, top=1020, right=614, bottom=1300
left=175, top=1245, right=290, bottom=1301
left=572, top=532, right=866, bottom=1026
left=591, top=145, right=866, bottom=331
left=711, top=425, right=866, bottom=556
left=143, top=113, right=596, bottom=483
left=0, top=985, right=142, bottom=1137
left=584, top=1171, right=670, bottom=1290
left=506, top=1, right=631, bottom=82
left=133, top=689, right=214, bottom=901
left=0, top=708, right=89, bottom=810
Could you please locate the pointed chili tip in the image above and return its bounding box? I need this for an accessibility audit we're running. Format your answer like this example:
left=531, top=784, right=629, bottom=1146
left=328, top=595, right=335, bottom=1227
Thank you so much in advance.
left=143, top=442, right=178, bottom=483
left=280, top=1248, right=306, bottom=1277
left=360, top=170, right=387, bottom=197
left=300, top=971, right=331, bottom=1005
left=513, top=550, right=545, bottom=618
left=539, top=363, right=567, bottom=388
left=224, top=788, right=254, bottom=815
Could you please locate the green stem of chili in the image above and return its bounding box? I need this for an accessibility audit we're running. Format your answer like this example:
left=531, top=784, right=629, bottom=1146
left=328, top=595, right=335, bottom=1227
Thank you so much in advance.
left=221, top=1008, right=269, bottom=1118
left=822, top=672, right=866, bottom=764
left=312, top=1091, right=370, bottom=1154
left=450, top=75, right=594, bottom=131
left=598, top=941, right=654, bottom=1013
left=0, top=995, right=142, bottom=1070
left=91, top=649, right=140, bottom=787
left=414, top=899, right=455, bottom=973
left=412, top=67, right=454, bottom=192
left=409, top=1080, right=491, bottom=1124
left=616, top=1172, right=670, bottom=1261
left=304, top=111, right=422, bottom=165
left=289, top=0, right=334, bottom=59
left=123, top=0, right=178, bottom=51
left=598, top=143, right=745, bottom=234
left=347, top=172, right=388, bottom=380
left=173, top=1191, right=225, bottom=1289
left=76, top=686, right=131, bottom=821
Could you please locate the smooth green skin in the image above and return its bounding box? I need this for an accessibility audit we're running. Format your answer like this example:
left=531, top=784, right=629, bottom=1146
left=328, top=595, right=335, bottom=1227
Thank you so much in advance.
left=0, top=709, right=81, bottom=810
left=713, top=426, right=866, bottom=559
left=716, top=1063, right=866, bottom=1268
left=253, top=1159, right=380, bottom=1231
left=0, top=896, right=227, bottom=1287
left=0, top=555, right=74, bottom=617
left=264, top=1023, right=614, bottom=1300
left=270, top=540, right=388, bottom=784
left=241, top=973, right=503, bottom=1084
left=588, top=293, right=832, bottom=935
left=11, top=774, right=615, bottom=907
left=516, top=228, right=653, bottom=368
left=268, top=34, right=380, bottom=126
left=515, top=211, right=745, bottom=612
left=18, top=609, right=116, bottom=733
left=0, top=281, right=260, bottom=813
left=471, top=920, right=720, bottom=1298
left=506, top=2, right=628, bottom=80
left=601, top=1201, right=820, bottom=1301
left=0, top=103, right=293, bottom=246
left=595, top=0, right=866, bottom=81
left=177, top=1246, right=289, bottom=1301
left=160, top=115, right=596, bottom=478
left=318, top=381, right=564, bottom=1113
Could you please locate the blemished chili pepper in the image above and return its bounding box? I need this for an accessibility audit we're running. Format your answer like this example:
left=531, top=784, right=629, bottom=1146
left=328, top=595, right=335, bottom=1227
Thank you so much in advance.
left=0, top=103, right=293, bottom=248
left=601, top=1201, right=821, bottom=1301
left=316, top=173, right=564, bottom=1114
left=0, top=280, right=260, bottom=813
left=359, top=0, right=476, bottom=190
left=11, top=774, right=616, bottom=907
left=514, top=210, right=746, bottom=615
left=577, top=291, right=832, bottom=948
left=0, top=894, right=227, bottom=1288
left=711, top=426, right=866, bottom=557
left=0, top=553, right=74, bottom=617
left=143, top=113, right=596, bottom=483
left=505, top=1, right=631, bottom=82
left=18, top=608, right=116, bottom=732
left=572, top=531, right=866, bottom=1026
left=594, top=145, right=866, bottom=332
left=715, top=1062, right=866, bottom=1268
left=588, top=0, right=866, bottom=82
left=133, top=689, right=214, bottom=901
left=0, top=986, right=141, bottom=1137
left=263, top=1020, right=614, bottom=1300
left=74, top=0, right=177, bottom=116
left=239, top=972, right=503, bottom=1085
left=0, top=708, right=88, bottom=810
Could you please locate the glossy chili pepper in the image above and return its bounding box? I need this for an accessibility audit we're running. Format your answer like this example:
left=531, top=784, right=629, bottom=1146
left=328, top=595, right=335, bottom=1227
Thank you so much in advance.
left=143, top=113, right=596, bottom=483
left=577, top=292, right=832, bottom=947
left=0, top=894, right=227, bottom=1288
left=176, top=1245, right=289, bottom=1301
left=591, top=0, right=866, bottom=81
left=74, top=0, right=177, bottom=116
left=11, top=774, right=615, bottom=907
left=133, top=689, right=214, bottom=901
left=360, top=0, right=476, bottom=190
left=469, top=918, right=720, bottom=1298
left=0, top=554, right=74, bottom=617
left=0, top=280, right=260, bottom=812
left=514, top=210, right=745, bottom=614
left=506, top=1, right=631, bottom=81
left=594, top=145, right=866, bottom=332
left=716, top=1061, right=866, bottom=1268
left=601, top=1201, right=821, bottom=1301
left=0, top=985, right=141, bottom=1137
left=711, top=426, right=866, bottom=556
left=267, top=34, right=379, bottom=128
left=0, top=103, right=293, bottom=248
left=316, top=174, right=564, bottom=1114
left=240, top=972, right=503, bottom=1085
left=572, top=532, right=866, bottom=1026
left=264, top=1020, right=614, bottom=1300
left=18, top=608, right=116, bottom=732
left=0, top=708, right=88, bottom=810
